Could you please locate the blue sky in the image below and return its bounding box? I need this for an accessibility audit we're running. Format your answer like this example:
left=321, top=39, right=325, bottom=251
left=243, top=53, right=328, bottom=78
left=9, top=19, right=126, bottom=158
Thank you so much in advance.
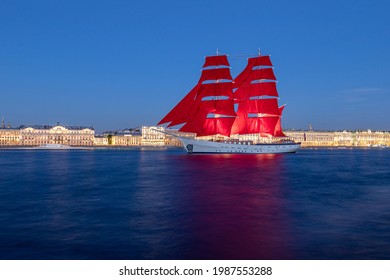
left=0, top=0, right=389, bottom=132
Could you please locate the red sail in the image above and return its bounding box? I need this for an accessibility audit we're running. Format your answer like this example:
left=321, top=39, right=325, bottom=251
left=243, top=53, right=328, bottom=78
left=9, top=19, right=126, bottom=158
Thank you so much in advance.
left=198, top=117, right=236, bottom=137
left=159, top=53, right=287, bottom=138
left=247, top=55, right=273, bottom=67
left=274, top=105, right=286, bottom=137
left=246, top=98, right=281, bottom=116
left=234, top=82, right=279, bottom=100
left=273, top=117, right=286, bottom=137
left=231, top=55, right=286, bottom=137
left=160, top=53, right=236, bottom=136
left=200, top=99, right=236, bottom=116
left=233, top=55, right=273, bottom=86
left=250, top=68, right=276, bottom=81
left=157, top=84, right=200, bottom=126
left=230, top=109, right=248, bottom=135
left=234, top=67, right=276, bottom=86
left=197, top=82, right=234, bottom=99
left=202, top=55, right=230, bottom=68
left=179, top=97, right=236, bottom=137
left=178, top=110, right=206, bottom=134
left=246, top=117, right=279, bottom=136
left=259, top=117, right=280, bottom=136
left=199, top=68, right=232, bottom=83
left=168, top=98, right=235, bottom=129
left=233, top=65, right=252, bottom=87
left=180, top=113, right=235, bottom=137
left=278, top=105, right=285, bottom=114
left=230, top=99, right=280, bottom=135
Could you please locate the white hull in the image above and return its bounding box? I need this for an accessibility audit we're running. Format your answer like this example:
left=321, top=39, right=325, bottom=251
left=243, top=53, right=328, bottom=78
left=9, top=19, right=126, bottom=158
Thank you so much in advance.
left=178, top=137, right=300, bottom=154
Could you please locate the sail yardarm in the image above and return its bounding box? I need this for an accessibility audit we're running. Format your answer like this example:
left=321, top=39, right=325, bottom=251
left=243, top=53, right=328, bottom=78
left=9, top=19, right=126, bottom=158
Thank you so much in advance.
left=202, top=55, right=230, bottom=68
left=197, top=82, right=234, bottom=99
left=157, top=84, right=200, bottom=126
left=250, top=68, right=276, bottom=81
left=199, top=68, right=232, bottom=83
left=234, top=82, right=279, bottom=100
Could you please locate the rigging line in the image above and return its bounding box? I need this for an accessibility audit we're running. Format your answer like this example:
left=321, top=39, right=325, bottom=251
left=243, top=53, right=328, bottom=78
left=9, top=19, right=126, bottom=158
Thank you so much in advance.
left=228, top=53, right=267, bottom=60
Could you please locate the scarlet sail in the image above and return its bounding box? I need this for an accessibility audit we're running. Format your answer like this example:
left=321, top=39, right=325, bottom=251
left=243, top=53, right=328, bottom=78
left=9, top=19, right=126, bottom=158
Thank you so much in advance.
left=157, top=84, right=200, bottom=127
left=158, top=53, right=288, bottom=138
left=197, top=82, right=234, bottom=99
left=199, top=68, right=233, bottom=83
left=234, top=82, right=278, bottom=100
left=231, top=55, right=285, bottom=137
left=158, top=54, right=235, bottom=137
left=202, top=55, right=230, bottom=68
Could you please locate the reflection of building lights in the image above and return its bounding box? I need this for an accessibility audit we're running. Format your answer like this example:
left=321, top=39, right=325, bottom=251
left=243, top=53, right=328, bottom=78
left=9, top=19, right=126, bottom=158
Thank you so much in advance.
left=252, top=153, right=277, bottom=160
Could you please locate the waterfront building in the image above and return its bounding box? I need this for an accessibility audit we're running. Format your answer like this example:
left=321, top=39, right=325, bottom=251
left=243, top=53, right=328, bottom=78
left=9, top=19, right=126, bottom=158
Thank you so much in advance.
left=354, top=130, right=390, bottom=146
left=100, top=128, right=142, bottom=146
left=334, top=130, right=354, bottom=146
left=2, top=124, right=390, bottom=148
left=140, top=126, right=195, bottom=146
left=111, top=134, right=142, bottom=146
left=93, top=128, right=150, bottom=147
left=148, top=127, right=390, bottom=148
left=286, top=130, right=390, bottom=147
left=94, top=135, right=109, bottom=146
left=285, top=131, right=335, bottom=146
left=0, top=128, right=21, bottom=146
left=141, top=126, right=165, bottom=146
left=19, top=125, right=94, bottom=146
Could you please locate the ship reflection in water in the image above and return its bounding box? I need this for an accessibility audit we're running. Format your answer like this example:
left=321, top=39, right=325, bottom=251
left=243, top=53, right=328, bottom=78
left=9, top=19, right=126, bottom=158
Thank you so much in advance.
left=131, top=152, right=292, bottom=259
left=1, top=148, right=390, bottom=259
left=170, top=154, right=291, bottom=259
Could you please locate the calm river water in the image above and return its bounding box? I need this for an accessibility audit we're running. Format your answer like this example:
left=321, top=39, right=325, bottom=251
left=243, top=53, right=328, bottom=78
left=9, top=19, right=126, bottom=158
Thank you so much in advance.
left=0, top=147, right=389, bottom=259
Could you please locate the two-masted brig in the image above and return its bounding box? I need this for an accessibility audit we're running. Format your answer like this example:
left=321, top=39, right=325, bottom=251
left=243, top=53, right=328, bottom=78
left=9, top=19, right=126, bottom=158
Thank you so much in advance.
left=158, top=52, right=300, bottom=154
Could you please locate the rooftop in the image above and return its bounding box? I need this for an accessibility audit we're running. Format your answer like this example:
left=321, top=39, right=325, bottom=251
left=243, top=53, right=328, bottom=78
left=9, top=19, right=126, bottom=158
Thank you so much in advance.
left=18, top=124, right=94, bottom=130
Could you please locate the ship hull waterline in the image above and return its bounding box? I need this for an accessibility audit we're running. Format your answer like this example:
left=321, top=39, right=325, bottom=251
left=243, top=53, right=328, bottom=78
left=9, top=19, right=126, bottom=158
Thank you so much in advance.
left=177, top=137, right=301, bottom=154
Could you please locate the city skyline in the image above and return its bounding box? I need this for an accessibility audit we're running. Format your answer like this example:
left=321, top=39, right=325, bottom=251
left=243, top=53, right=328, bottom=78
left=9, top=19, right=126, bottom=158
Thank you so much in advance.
left=1, top=0, right=389, bottom=133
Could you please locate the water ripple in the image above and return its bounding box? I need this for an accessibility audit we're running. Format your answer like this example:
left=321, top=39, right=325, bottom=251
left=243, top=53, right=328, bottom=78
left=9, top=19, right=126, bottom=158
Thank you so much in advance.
left=0, top=148, right=389, bottom=259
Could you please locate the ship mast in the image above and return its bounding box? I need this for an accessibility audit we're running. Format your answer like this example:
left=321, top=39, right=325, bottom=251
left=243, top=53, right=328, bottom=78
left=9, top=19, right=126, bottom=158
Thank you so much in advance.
left=231, top=54, right=286, bottom=137
left=158, top=53, right=236, bottom=137
left=158, top=51, right=286, bottom=138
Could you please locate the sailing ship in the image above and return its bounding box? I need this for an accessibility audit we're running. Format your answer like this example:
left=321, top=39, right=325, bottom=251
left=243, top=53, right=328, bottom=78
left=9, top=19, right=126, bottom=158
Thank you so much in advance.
left=157, top=52, right=300, bottom=154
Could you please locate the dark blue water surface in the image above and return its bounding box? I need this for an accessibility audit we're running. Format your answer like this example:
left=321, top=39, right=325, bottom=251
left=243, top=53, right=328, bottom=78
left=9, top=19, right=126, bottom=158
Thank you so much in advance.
left=0, top=147, right=389, bottom=260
